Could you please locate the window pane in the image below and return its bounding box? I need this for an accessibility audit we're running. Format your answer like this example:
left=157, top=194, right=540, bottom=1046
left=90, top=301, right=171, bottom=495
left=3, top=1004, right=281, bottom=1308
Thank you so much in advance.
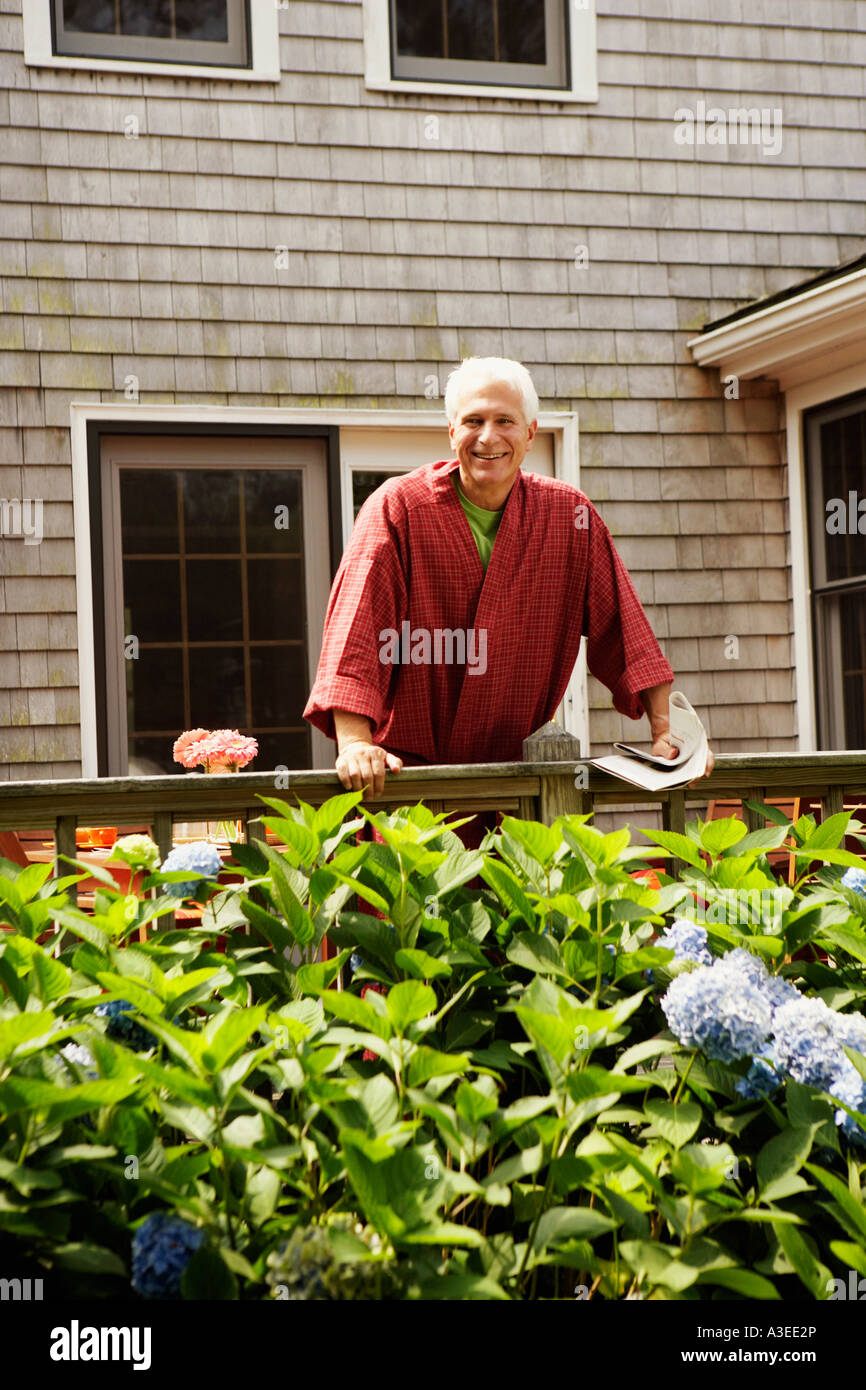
left=175, top=0, right=229, bottom=41
left=183, top=472, right=240, bottom=553
left=118, top=0, right=171, bottom=38
left=395, top=0, right=444, bottom=57
left=246, top=559, right=304, bottom=642
left=820, top=412, right=866, bottom=582
left=498, top=0, right=547, bottom=63
left=352, top=471, right=404, bottom=520
left=189, top=648, right=246, bottom=727
left=447, top=0, right=495, bottom=62
left=127, top=647, right=184, bottom=734
left=249, top=647, right=308, bottom=726
left=244, top=472, right=301, bottom=553
left=120, top=470, right=179, bottom=554
left=840, top=590, right=866, bottom=747
left=63, top=0, right=115, bottom=34
left=64, top=0, right=230, bottom=40
left=186, top=559, right=244, bottom=642
left=255, top=730, right=310, bottom=771
left=129, top=739, right=177, bottom=776
left=123, top=558, right=182, bottom=642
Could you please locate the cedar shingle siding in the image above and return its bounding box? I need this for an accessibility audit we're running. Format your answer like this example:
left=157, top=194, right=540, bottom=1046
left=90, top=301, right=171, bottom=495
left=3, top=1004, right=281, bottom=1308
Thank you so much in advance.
left=1, top=0, right=864, bottom=777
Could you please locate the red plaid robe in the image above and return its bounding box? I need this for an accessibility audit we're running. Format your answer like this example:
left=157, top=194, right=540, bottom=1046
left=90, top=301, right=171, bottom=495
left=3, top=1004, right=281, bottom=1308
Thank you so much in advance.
left=303, top=459, right=674, bottom=767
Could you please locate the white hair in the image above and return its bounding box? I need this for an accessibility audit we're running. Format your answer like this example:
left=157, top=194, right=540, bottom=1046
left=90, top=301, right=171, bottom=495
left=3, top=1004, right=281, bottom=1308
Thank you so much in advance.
left=444, top=357, right=539, bottom=426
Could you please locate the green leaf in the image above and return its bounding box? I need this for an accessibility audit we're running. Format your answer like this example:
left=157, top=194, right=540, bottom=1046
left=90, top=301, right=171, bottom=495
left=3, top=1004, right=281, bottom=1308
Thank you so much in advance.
left=802, top=811, right=850, bottom=851
left=639, top=829, right=705, bottom=870
left=829, top=1241, right=866, bottom=1278
left=804, top=1163, right=866, bottom=1241
left=406, top=1045, right=470, bottom=1087
left=312, top=791, right=364, bottom=840
left=456, top=1080, right=498, bottom=1125
left=506, top=932, right=568, bottom=978
left=480, top=860, right=535, bottom=928
left=500, top=818, right=560, bottom=867
left=533, top=1205, right=616, bottom=1252
left=757, top=1126, right=816, bottom=1201
left=180, top=1243, right=238, bottom=1300
left=697, top=1268, right=780, bottom=1299
left=0, top=1011, right=59, bottom=1061
left=386, top=980, right=437, bottom=1032
left=644, top=1098, right=702, bottom=1149
left=700, top=818, right=747, bottom=855
left=394, top=947, right=451, bottom=980
left=52, top=1242, right=126, bottom=1277
left=296, top=952, right=351, bottom=995
left=201, top=1005, right=267, bottom=1071
left=320, top=989, right=392, bottom=1037
left=772, top=1221, right=832, bottom=1299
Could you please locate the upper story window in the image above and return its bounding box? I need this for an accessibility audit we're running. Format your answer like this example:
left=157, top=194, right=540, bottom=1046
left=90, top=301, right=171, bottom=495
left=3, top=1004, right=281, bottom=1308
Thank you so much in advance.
left=362, top=0, right=597, bottom=103
left=24, top=0, right=278, bottom=80
left=392, top=0, right=567, bottom=90
left=54, top=0, right=249, bottom=66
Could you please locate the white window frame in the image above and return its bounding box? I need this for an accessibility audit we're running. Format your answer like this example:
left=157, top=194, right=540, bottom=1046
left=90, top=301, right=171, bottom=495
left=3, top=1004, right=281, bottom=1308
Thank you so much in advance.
left=71, top=403, right=585, bottom=775
left=24, top=0, right=279, bottom=81
left=362, top=0, right=597, bottom=104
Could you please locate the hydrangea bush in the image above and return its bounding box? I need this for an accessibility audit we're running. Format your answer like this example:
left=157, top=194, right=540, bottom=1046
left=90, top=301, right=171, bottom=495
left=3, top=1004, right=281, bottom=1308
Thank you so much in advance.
left=1, top=794, right=866, bottom=1300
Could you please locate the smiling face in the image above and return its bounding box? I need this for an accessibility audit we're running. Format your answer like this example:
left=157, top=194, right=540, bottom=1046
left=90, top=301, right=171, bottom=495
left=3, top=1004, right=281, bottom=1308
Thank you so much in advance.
left=448, top=381, right=538, bottom=510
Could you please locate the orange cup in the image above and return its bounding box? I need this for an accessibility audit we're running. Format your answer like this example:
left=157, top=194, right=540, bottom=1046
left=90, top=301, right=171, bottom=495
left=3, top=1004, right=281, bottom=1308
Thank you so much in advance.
left=98, top=827, right=118, bottom=848
left=75, top=827, right=92, bottom=848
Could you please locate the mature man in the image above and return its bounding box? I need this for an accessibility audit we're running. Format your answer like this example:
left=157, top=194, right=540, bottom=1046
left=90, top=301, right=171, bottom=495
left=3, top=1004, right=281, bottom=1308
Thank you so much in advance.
left=304, top=357, right=714, bottom=801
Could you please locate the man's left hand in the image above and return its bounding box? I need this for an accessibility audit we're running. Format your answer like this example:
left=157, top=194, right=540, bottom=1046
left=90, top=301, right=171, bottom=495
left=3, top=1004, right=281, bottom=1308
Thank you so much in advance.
left=650, top=730, right=715, bottom=783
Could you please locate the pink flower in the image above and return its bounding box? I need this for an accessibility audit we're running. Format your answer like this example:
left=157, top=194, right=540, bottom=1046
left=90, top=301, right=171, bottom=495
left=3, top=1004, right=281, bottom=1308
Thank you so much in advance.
left=173, top=728, right=212, bottom=769
left=172, top=728, right=258, bottom=772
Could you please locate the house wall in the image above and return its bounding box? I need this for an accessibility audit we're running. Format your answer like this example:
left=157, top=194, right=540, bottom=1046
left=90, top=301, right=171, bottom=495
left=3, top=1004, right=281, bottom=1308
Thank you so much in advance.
left=1, top=0, right=865, bottom=779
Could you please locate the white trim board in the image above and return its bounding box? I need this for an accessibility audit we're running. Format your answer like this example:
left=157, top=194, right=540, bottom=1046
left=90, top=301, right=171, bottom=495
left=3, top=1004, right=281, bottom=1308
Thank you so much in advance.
left=69, top=403, right=587, bottom=773
left=361, top=0, right=598, bottom=104
left=23, top=0, right=280, bottom=81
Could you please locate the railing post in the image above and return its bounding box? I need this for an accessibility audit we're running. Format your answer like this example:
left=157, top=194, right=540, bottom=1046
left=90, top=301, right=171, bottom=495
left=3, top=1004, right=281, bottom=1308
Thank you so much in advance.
left=55, top=816, right=77, bottom=907
left=522, top=722, right=584, bottom=826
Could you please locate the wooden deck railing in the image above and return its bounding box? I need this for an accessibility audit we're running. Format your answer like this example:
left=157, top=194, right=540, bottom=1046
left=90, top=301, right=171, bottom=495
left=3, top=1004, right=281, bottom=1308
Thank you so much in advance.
left=1, top=727, right=865, bottom=900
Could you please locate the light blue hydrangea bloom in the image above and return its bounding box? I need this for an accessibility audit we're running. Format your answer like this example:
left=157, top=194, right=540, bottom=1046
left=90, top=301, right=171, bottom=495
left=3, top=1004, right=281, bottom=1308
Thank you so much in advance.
left=830, top=1066, right=866, bottom=1147
left=159, top=841, right=222, bottom=899
left=658, top=919, right=712, bottom=966
left=841, top=866, right=866, bottom=896
left=772, top=995, right=852, bottom=1091
left=661, top=954, right=774, bottom=1063
left=735, top=1044, right=783, bottom=1100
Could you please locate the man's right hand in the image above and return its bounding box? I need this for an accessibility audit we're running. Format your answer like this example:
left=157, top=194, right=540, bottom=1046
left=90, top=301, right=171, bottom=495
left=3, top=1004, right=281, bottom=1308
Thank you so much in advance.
left=335, top=738, right=403, bottom=798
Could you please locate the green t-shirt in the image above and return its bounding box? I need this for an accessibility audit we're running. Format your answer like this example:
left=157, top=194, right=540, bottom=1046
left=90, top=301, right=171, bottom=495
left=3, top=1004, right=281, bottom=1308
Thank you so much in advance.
left=451, top=473, right=504, bottom=571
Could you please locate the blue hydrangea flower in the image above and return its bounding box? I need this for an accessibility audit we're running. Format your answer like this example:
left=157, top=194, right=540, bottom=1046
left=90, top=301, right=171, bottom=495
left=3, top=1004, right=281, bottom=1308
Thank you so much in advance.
left=131, top=1212, right=205, bottom=1299
left=58, top=1042, right=98, bottom=1078
left=841, top=866, right=866, bottom=896
left=830, top=1066, right=866, bottom=1147
left=159, top=842, right=222, bottom=900
left=772, top=995, right=851, bottom=1090
left=94, top=999, right=153, bottom=1051
left=735, top=1045, right=783, bottom=1100
left=661, top=955, right=773, bottom=1063
left=658, top=919, right=713, bottom=966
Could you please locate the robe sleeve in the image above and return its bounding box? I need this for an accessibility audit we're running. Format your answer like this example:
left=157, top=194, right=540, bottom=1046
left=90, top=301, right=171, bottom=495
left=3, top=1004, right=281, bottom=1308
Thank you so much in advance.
left=581, top=500, right=674, bottom=720
left=303, top=489, right=408, bottom=743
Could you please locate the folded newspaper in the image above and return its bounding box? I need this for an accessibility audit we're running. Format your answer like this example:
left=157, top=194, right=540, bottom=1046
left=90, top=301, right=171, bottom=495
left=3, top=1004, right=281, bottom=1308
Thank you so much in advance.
left=590, top=691, right=709, bottom=791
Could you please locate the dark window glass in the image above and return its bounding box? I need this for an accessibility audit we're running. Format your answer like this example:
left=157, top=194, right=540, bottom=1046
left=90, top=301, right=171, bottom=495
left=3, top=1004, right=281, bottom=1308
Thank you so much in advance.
left=127, top=647, right=184, bottom=734
left=352, top=471, right=404, bottom=520
left=183, top=472, right=240, bottom=553
left=447, top=0, right=494, bottom=62
left=820, top=413, right=866, bottom=583
left=840, top=590, right=866, bottom=747
left=186, top=559, right=244, bottom=643
left=245, top=472, right=302, bottom=553
left=118, top=465, right=312, bottom=772
left=247, top=559, right=305, bottom=643
left=189, top=647, right=247, bottom=727
left=121, top=470, right=179, bottom=554
left=249, top=648, right=308, bottom=727
left=499, top=0, right=546, bottom=63
left=123, top=558, right=182, bottom=643
left=395, top=0, right=443, bottom=57
left=63, top=0, right=228, bottom=40
left=395, top=0, right=548, bottom=65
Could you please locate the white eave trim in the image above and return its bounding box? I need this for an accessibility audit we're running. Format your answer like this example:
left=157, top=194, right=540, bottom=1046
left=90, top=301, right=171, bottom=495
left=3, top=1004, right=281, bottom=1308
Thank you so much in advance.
left=687, top=265, right=866, bottom=388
